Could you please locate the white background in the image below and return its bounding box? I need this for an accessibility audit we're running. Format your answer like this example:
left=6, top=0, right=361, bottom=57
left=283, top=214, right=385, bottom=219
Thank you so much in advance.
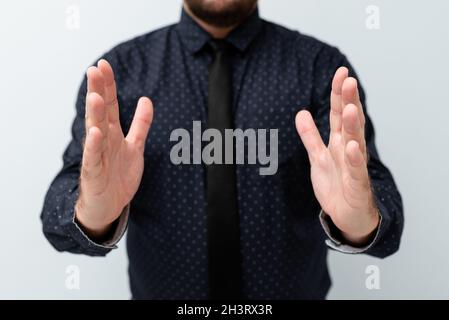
left=0, top=0, right=448, bottom=299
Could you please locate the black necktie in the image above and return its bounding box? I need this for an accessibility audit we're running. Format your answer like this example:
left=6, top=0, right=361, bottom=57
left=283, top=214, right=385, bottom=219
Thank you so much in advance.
left=206, top=39, right=243, bottom=300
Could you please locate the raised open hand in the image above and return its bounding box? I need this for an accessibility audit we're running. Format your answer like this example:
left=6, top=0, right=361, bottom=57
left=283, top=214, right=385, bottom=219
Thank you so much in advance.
left=75, top=59, right=154, bottom=238
left=296, top=67, right=380, bottom=245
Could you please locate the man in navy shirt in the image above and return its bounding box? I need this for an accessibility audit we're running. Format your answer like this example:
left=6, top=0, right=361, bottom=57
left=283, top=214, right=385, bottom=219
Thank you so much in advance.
left=41, top=0, right=403, bottom=299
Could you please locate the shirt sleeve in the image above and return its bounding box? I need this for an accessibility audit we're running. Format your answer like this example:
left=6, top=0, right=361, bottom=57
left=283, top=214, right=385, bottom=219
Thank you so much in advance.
left=73, top=205, right=130, bottom=248
left=311, top=45, right=404, bottom=258
left=40, top=51, right=129, bottom=256
left=319, top=209, right=382, bottom=254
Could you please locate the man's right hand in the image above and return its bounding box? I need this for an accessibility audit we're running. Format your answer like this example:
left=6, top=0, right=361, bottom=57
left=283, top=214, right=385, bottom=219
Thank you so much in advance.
left=75, top=59, right=154, bottom=239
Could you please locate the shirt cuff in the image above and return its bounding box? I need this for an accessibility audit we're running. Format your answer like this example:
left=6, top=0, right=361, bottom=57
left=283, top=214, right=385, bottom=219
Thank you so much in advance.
left=72, top=205, right=130, bottom=249
left=319, top=209, right=383, bottom=254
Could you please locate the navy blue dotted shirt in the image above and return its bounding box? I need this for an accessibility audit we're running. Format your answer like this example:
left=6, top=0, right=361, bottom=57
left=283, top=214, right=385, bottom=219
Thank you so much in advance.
left=41, top=8, right=403, bottom=299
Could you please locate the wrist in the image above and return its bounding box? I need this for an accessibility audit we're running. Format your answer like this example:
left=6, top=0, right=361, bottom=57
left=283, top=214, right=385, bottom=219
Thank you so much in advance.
left=341, top=207, right=380, bottom=246
left=74, top=198, right=113, bottom=240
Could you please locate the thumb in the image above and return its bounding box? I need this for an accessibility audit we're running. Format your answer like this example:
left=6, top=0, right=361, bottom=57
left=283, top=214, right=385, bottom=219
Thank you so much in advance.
left=295, top=110, right=325, bottom=162
left=126, top=97, right=154, bottom=151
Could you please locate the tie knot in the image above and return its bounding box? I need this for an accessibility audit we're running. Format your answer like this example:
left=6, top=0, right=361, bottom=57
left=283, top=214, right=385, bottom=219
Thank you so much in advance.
left=209, top=39, right=233, bottom=55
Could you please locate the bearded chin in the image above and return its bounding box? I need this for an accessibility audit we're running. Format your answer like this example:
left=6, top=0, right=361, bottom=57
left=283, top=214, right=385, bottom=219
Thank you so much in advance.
left=185, top=0, right=257, bottom=28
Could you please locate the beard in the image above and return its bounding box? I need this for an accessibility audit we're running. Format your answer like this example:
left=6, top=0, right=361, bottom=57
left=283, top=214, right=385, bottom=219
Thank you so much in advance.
left=184, top=0, right=258, bottom=28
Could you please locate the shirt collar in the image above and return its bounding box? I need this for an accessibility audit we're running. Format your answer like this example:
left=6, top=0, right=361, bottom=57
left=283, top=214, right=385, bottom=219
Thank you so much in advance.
left=176, top=6, right=263, bottom=54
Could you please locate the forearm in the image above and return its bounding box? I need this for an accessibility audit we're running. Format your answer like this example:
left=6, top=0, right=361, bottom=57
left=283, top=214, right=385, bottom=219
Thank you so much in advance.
left=320, top=152, right=404, bottom=256
left=41, top=172, right=112, bottom=256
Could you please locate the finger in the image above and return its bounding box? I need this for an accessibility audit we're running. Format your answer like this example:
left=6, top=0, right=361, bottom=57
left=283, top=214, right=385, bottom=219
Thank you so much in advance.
left=86, top=66, right=107, bottom=136
left=295, top=110, right=326, bottom=162
left=85, top=92, right=108, bottom=143
left=342, top=104, right=366, bottom=157
left=81, top=126, right=104, bottom=180
left=330, top=67, right=348, bottom=133
left=342, top=77, right=365, bottom=128
left=344, top=140, right=369, bottom=188
left=97, top=59, right=120, bottom=124
left=87, top=66, right=105, bottom=97
left=126, top=97, right=154, bottom=151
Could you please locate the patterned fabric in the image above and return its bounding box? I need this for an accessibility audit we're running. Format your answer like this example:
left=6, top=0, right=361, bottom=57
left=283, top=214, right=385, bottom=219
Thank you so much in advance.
left=41, top=8, right=403, bottom=299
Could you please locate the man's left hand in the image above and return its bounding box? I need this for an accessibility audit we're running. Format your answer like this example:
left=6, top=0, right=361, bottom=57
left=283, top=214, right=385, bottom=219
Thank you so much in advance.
left=295, top=67, right=380, bottom=246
